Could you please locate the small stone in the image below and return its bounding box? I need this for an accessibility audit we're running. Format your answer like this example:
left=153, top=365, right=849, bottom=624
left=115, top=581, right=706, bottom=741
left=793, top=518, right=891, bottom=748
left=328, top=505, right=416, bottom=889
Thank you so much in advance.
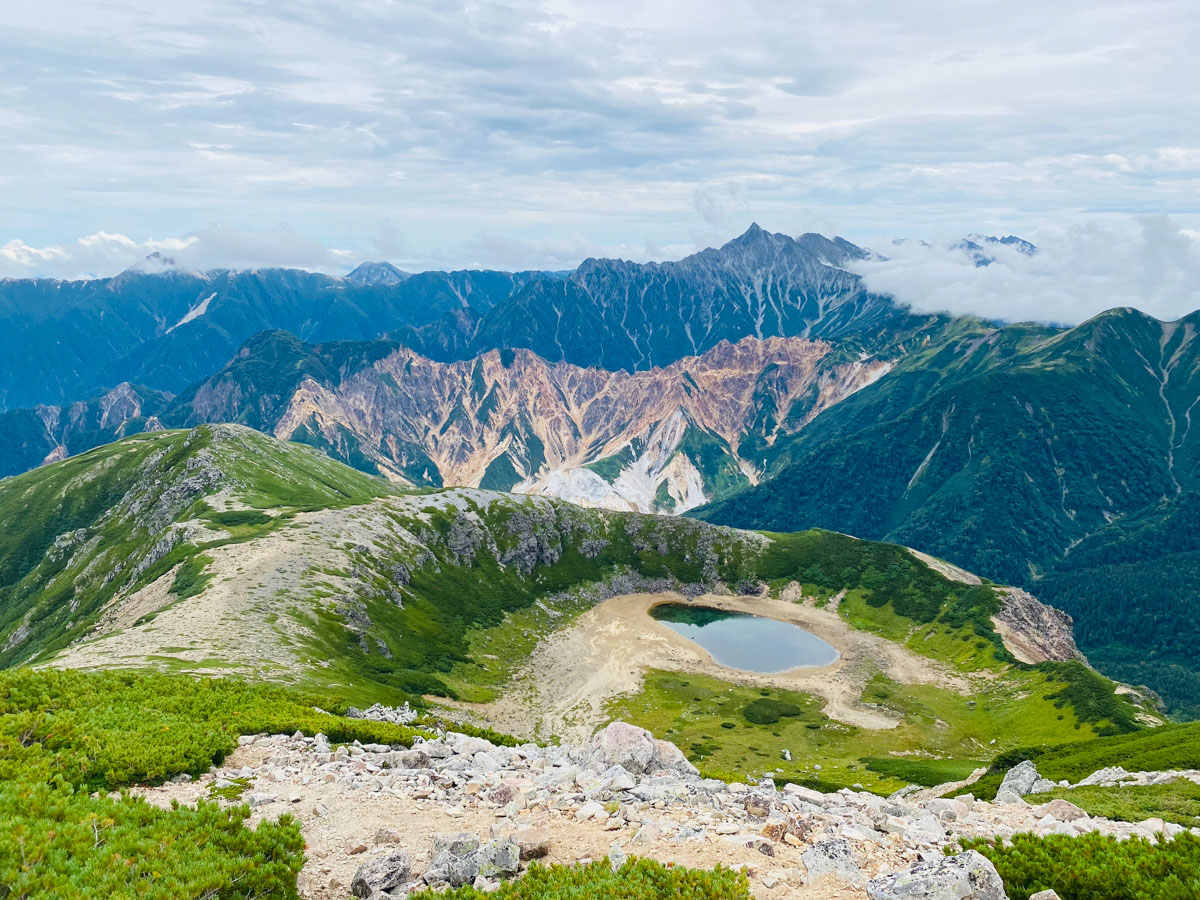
left=346, top=840, right=369, bottom=855
left=433, top=833, right=480, bottom=857
left=1033, top=799, right=1086, bottom=822
left=514, top=828, right=551, bottom=860
left=609, top=841, right=628, bottom=872
left=576, top=800, right=606, bottom=822
left=993, top=789, right=1029, bottom=806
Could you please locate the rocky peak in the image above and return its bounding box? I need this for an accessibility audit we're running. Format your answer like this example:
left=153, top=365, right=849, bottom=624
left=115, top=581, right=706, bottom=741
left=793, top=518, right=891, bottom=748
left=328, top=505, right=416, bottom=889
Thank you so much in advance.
left=345, top=261, right=410, bottom=286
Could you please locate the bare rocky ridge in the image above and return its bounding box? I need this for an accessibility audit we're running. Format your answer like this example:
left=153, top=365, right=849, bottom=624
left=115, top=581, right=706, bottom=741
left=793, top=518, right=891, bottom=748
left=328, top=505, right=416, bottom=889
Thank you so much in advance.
left=140, top=721, right=1196, bottom=900
left=195, top=335, right=890, bottom=513
left=990, top=589, right=1082, bottom=665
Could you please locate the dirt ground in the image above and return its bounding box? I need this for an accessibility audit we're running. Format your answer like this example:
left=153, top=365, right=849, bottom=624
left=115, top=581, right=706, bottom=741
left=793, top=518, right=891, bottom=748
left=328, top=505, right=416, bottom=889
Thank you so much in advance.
left=455, top=591, right=973, bottom=744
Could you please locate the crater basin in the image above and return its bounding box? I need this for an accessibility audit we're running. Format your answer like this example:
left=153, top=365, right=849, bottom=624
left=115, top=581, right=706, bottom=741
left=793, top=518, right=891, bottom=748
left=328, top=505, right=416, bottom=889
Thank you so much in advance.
left=649, top=602, right=838, bottom=673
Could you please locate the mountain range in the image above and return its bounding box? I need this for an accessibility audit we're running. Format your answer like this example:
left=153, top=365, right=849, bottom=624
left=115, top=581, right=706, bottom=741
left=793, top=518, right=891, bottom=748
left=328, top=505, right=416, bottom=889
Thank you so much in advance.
left=2, top=225, right=1198, bottom=718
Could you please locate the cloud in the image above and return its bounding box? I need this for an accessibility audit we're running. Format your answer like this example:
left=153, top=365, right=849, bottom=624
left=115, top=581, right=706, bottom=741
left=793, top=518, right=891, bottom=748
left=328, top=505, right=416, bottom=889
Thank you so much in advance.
left=1, top=0, right=1198, bottom=255
left=851, top=216, right=1200, bottom=324
left=450, top=232, right=699, bottom=271
left=0, top=226, right=354, bottom=279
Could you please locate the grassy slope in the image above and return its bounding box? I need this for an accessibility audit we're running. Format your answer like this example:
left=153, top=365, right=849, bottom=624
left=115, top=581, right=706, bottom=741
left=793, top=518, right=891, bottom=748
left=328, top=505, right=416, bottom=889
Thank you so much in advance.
left=0, top=426, right=1149, bottom=797
left=0, top=425, right=396, bottom=669
left=963, top=720, right=1200, bottom=800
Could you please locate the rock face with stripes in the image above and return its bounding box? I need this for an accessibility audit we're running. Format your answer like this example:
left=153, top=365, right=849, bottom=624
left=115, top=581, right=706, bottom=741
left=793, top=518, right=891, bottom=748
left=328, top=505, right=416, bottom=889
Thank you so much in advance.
left=182, top=332, right=891, bottom=513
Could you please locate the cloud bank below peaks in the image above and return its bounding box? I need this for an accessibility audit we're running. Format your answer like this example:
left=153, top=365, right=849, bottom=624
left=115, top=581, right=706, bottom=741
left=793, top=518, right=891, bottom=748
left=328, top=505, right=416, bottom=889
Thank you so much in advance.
left=850, top=216, right=1200, bottom=326
left=0, top=226, right=355, bottom=280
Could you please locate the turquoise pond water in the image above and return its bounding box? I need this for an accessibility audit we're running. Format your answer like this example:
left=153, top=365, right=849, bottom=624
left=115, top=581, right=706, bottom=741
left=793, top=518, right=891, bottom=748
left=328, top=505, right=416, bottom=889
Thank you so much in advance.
left=649, top=603, right=838, bottom=673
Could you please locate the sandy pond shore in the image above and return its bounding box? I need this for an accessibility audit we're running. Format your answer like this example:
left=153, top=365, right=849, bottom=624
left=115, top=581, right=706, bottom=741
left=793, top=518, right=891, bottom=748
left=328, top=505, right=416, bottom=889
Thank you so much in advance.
left=452, top=591, right=972, bottom=744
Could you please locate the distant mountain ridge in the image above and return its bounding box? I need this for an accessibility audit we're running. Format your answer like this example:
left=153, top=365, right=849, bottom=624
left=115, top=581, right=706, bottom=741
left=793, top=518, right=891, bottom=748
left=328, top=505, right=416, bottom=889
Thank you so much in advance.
left=0, top=265, right=547, bottom=410
left=463, top=225, right=942, bottom=371
left=0, top=226, right=928, bottom=411
left=3, top=224, right=1200, bottom=719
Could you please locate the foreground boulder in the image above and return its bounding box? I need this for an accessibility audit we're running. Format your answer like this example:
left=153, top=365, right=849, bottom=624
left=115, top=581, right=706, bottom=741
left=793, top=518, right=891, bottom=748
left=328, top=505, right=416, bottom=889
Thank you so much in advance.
left=998, top=760, right=1040, bottom=797
left=801, top=838, right=864, bottom=885
left=423, top=834, right=519, bottom=887
left=587, top=721, right=699, bottom=777
left=351, top=849, right=411, bottom=898
left=866, top=850, right=1006, bottom=900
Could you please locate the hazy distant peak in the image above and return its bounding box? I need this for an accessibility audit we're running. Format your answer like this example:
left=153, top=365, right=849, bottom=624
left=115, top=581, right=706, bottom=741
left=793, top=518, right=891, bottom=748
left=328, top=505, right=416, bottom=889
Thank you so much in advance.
left=345, top=261, right=410, bottom=285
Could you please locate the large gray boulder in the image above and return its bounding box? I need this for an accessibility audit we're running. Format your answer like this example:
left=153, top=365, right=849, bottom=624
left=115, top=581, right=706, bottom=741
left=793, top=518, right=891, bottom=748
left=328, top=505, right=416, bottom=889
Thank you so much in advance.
left=998, top=760, right=1041, bottom=797
left=351, top=849, right=411, bottom=898
left=587, top=721, right=698, bottom=777
left=866, top=850, right=1006, bottom=900
left=801, top=838, right=864, bottom=885
left=423, top=836, right=519, bottom=887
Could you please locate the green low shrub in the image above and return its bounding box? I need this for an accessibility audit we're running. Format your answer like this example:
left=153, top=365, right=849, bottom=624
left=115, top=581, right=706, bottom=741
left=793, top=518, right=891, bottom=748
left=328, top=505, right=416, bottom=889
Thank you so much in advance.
left=968, top=721, right=1200, bottom=800
left=742, top=698, right=803, bottom=725
left=1037, top=781, right=1200, bottom=828
left=410, top=858, right=751, bottom=899
left=862, top=756, right=982, bottom=787
left=965, top=832, right=1200, bottom=900
left=0, top=667, right=502, bottom=899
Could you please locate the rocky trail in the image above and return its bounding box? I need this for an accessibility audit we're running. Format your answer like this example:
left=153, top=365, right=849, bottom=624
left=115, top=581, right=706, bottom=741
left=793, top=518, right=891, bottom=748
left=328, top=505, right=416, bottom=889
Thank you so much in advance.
left=139, top=717, right=1198, bottom=900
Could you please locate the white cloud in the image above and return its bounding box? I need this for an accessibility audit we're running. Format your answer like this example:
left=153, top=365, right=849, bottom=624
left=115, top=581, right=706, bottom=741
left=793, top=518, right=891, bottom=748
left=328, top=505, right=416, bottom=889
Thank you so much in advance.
left=0, top=0, right=1197, bottom=256
left=0, top=227, right=352, bottom=279
left=851, top=216, right=1200, bottom=325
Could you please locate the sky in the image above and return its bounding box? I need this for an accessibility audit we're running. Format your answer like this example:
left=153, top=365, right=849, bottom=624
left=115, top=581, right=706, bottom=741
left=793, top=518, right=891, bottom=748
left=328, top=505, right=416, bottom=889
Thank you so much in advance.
left=3, top=0, right=1200, bottom=320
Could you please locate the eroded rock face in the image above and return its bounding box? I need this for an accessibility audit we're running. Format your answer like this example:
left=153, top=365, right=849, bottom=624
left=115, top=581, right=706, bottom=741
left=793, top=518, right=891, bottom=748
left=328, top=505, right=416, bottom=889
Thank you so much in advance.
left=204, top=335, right=891, bottom=513
left=866, top=850, right=1006, bottom=900
left=991, top=588, right=1082, bottom=664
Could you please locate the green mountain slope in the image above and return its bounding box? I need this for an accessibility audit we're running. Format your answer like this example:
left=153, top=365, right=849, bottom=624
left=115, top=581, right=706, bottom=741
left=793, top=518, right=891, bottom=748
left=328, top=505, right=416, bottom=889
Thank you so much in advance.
left=0, top=425, right=1157, bottom=795
left=0, top=425, right=393, bottom=670
left=1032, top=490, right=1200, bottom=717
left=695, top=308, right=1200, bottom=713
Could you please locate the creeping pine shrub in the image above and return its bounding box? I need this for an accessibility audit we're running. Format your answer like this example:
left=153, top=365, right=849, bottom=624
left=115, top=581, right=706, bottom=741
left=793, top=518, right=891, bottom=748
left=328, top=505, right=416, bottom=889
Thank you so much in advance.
left=0, top=667, right=431, bottom=899
left=410, top=858, right=752, bottom=900
left=742, top=698, right=803, bottom=725
left=963, top=832, right=1200, bottom=900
